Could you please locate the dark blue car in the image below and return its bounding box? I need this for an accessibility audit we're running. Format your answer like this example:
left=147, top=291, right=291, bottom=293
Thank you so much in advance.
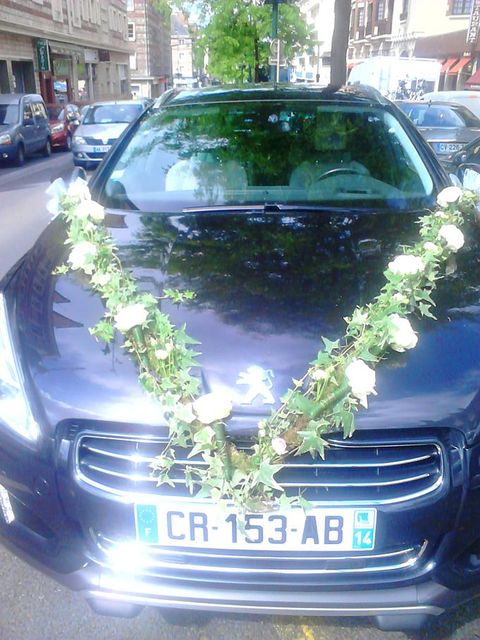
left=0, top=93, right=52, bottom=165
left=0, top=84, right=479, bottom=633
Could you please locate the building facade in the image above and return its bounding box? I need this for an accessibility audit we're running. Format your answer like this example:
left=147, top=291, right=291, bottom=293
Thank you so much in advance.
left=292, top=0, right=335, bottom=84
left=127, top=0, right=171, bottom=99
left=0, top=0, right=131, bottom=104
left=171, top=12, right=194, bottom=85
left=348, top=0, right=480, bottom=90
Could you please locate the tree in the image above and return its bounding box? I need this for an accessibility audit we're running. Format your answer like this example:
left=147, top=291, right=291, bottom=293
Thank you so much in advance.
left=330, top=0, right=351, bottom=86
left=157, top=0, right=313, bottom=84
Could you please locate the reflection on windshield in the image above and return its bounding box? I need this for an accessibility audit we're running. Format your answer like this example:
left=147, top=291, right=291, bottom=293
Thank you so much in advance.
left=84, top=104, right=142, bottom=125
left=0, top=104, right=18, bottom=125
left=103, top=100, right=435, bottom=213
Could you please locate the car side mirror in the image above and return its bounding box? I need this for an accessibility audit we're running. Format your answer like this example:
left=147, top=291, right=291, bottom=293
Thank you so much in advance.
left=23, top=116, right=34, bottom=126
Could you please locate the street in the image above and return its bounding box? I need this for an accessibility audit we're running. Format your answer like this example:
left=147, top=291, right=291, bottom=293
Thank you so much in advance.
left=1, top=153, right=480, bottom=640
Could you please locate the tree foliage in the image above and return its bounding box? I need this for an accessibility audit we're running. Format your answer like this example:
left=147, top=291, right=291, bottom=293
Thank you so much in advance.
left=156, top=0, right=314, bottom=83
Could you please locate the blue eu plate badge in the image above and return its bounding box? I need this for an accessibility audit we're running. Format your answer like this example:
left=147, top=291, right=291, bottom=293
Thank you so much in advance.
left=352, top=509, right=376, bottom=550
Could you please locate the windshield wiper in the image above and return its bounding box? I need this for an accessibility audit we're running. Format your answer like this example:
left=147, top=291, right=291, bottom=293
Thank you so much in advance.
left=182, top=203, right=372, bottom=214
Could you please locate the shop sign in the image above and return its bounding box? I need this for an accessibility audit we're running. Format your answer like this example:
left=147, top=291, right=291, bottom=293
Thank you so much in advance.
left=35, top=39, right=50, bottom=72
left=466, top=0, right=480, bottom=46
left=84, top=49, right=99, bottom=64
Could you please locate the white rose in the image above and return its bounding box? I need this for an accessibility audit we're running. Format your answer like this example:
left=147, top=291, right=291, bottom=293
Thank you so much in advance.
left=345, top=359, right=376, bottom=408
left=310, top=368, right=327, bottom=381
left=67, top=241, right=97, bottom=272
left=114, top=303, right=149, bottom=332
left=192, top=392, right=232, bottom=424
left=436, top=186, right=462, bottom=208
left=438, top=224, right=464, bottom=252
left=388, top=314, right=418, bottom=352
left=67, top=178, right=91, bottom=201
left=74, top=200, right=105, bottom=221
left=388, top=255, right=425, bottom=276
left=424, top=241, right=440, bottom=253
left=91, top=272, right=111, bottom=287
left=271, top=437, right=287, bottom=456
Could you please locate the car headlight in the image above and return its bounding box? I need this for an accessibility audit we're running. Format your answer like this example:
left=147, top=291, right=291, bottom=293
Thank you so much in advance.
left=73, top=135, right=86, bottom=144
left=0, top=293, right=39, bottom=441
left=0, top=133, right=12, bottom=145
left=51, top=124, right=64, bottom=134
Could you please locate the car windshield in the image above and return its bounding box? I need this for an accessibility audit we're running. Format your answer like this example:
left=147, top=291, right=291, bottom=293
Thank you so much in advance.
left=102, top=99, right=435, bottom=213
left=83, top=103, right=143, bottom=125
left=47, top=106, right=64, bottom=120
left=0, top=104, right=18, bottom=125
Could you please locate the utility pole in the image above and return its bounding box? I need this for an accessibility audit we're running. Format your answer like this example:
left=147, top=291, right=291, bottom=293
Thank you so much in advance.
left=265, top=0, right=290, bottom=82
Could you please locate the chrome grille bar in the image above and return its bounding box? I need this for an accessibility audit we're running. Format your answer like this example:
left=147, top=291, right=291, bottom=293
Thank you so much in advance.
left=74, top=431, right=445, bottom=505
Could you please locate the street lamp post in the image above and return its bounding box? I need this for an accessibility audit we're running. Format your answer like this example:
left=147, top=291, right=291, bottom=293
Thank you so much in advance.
left=265, top=0, right=291, bottom=82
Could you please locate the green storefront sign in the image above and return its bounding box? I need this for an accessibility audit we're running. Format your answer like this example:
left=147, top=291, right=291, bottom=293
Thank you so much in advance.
left=36, top=39, right=50, bottom=73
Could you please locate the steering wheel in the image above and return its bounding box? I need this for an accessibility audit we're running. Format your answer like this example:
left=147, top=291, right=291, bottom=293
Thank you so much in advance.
left=314, top=167, right=368, bottom=183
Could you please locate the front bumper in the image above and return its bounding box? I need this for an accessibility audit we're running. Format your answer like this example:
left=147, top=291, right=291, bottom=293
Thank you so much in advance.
left=0, top=142, right=17, bottom=160
left=72, top=143, right=111, bottom=165
left=0, top=422, right=480, bottom=632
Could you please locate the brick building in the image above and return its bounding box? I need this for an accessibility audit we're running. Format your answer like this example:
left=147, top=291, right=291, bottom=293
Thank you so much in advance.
left=127, top=0, right=171, bottom=99
left=348, top=0, right=479, bottom=90
left=0, top=0, right=131, bottom=104
left=171, top=12, right=194, bottom=85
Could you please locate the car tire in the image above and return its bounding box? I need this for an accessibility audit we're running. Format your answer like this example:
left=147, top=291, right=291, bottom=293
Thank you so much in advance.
left=64, top=135, right=72, bottom=152
left=14, top=144, right=25, bottom=167
left=42, top=138, right=52, bottom=158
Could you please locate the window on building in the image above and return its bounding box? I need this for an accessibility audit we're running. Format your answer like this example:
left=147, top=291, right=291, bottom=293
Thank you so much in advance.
left=358, top=7, right=365, bottom=27
left=128, top=22, right=135, bottom=40
left=127, top=0, right=134, bottom=10
left=377, top=0, right=386, bottom=21
left=81, top=0, right=89, bottom=20
left=451, top=0, right=473, bottom=14
left=401, top=0, right=409, bottom=19
left=51, top=0, right=63, bottom=22
left=130, top=53, right=137, bottom=70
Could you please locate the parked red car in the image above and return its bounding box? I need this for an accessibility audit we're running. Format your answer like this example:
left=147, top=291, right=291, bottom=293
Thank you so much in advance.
left=46, top=103, right=81, bottom=151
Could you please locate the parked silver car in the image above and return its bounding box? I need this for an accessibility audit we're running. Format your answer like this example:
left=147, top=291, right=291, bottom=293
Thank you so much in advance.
left=72, top=99, right=150, bottom=168
left=396, top=100, right=480, bottom=162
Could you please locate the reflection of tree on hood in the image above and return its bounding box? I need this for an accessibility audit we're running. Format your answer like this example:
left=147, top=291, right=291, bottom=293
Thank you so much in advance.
left=119, top=210, right=480, bottom=336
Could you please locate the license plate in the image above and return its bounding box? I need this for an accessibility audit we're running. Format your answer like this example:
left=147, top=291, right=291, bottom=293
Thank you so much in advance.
left=92, top=145, right=110, bottom=153
left=134, top=503, right=377, bottom=551
left=433, top=142, right=463, bottom=153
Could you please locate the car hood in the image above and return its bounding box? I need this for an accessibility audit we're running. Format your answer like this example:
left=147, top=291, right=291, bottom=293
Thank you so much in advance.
left=13, top=209, right=480, bottom=440
left=75, top=122, right=129, bottom=141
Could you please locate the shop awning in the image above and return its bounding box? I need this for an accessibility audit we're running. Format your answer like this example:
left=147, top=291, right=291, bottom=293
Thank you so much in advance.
left=465, top=68, right=480, bottom=87
left=448, top=56, right=471, bottom=75
left=440, top=57, right=458, bottom=74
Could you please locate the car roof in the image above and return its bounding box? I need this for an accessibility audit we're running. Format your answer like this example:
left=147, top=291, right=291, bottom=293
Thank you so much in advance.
left=0, top=93, right=44, bottom=104
left=87, top=100, right=148, bottom=107
left=158, top=83, right=389, bottom=108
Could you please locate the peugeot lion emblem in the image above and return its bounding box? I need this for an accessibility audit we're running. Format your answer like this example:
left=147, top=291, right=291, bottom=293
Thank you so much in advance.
left=236, top=366, right=275, bottom=405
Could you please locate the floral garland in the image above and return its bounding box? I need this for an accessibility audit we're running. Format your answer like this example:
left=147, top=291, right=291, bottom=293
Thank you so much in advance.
left=46, top=179, right=477, bottom=512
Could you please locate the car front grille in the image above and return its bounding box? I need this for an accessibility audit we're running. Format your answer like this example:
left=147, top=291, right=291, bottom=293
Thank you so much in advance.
left=83, top=137, right=116, bottom=145
left=75, top=431, right=444, bottom=505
